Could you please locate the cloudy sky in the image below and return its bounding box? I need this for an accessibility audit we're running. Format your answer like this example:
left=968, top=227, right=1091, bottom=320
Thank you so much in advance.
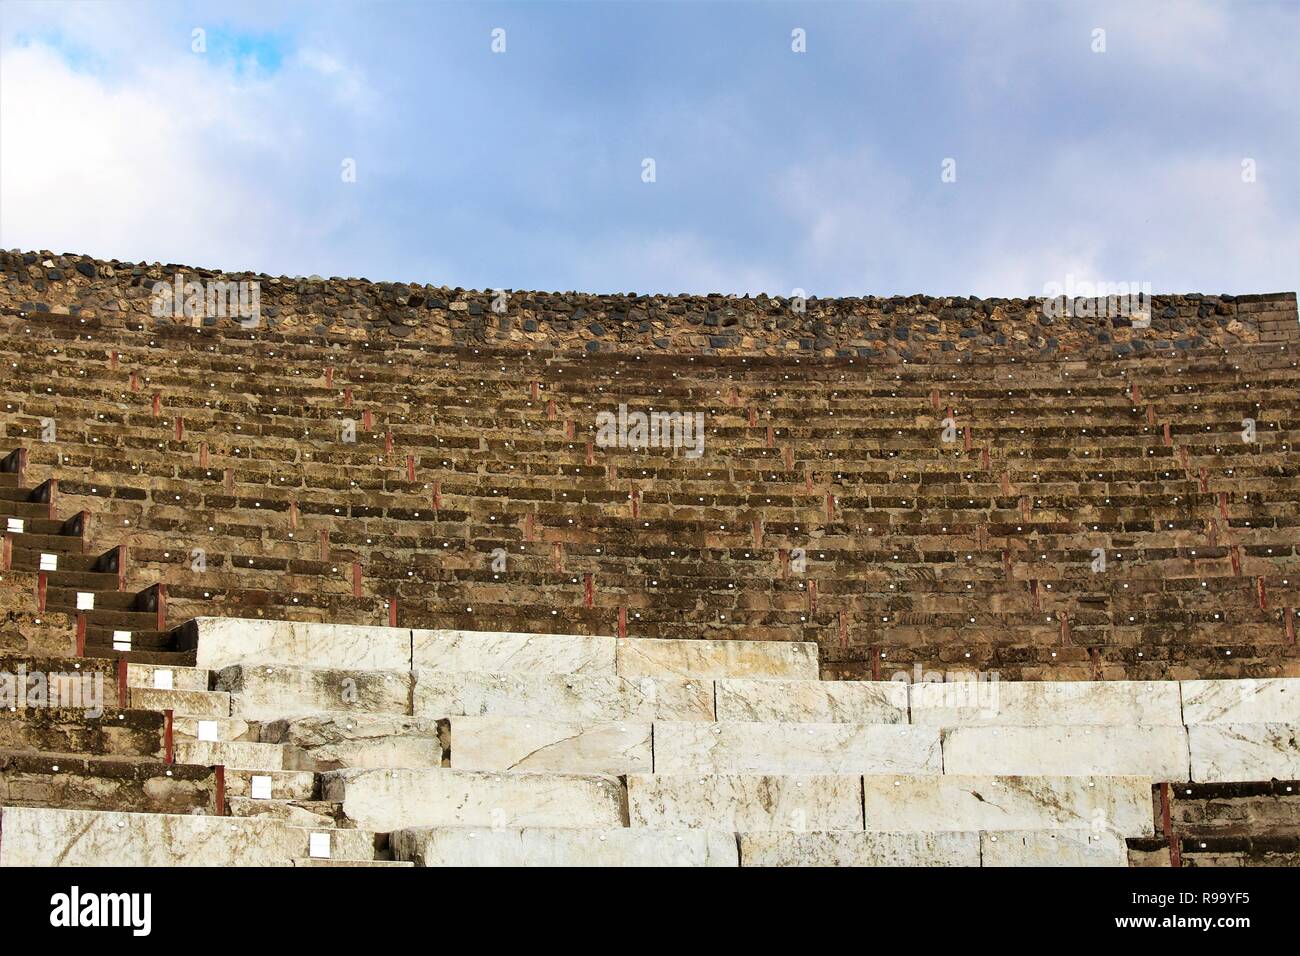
left=1, top=0, right=1296, bottom=298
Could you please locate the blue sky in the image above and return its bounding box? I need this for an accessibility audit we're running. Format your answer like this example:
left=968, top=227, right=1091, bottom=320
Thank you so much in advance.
left=1, top=0, right=1296, bottom=297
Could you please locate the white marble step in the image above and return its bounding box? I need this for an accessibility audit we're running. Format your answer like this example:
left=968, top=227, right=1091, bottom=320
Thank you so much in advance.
left=715, top=678, right=908, bottom=724
left=1182, top=679, right=1300, bottom=724
left=0, top=806, right=376, bottom=866
left=173, top=740, right=286, bottom=771
left=129, top=687, right=230, bottom=718
left=652, top=721, right=941, bottom=774
left=413, top=670, right=713, bottom=722
left=320, top=767, right=628, bottom=832
left=911, top=679, right=1183, bottom=727
left=1188, top=722, right=1300, bottom=782
left=215, top=663, right=411, bottom=719
left=859, top=774, right=1154, bottom=837
left=941, top=725, right=1190, bottom=778
left=446, top=715, right=652, bottom=774
left=259, top=713, right=444, bottom=771
left=188, top=617, right=412, bottom=671
left=391, top=826, right=737, bottom=867
left=627, top=773, right=864, bottom=831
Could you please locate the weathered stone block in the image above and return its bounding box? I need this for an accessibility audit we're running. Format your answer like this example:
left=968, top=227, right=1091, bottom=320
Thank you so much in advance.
left=391, top=826, right=737, bottom=867
left=1188, top=723, right=1300, bottom=782
left=616, top=638, right=818, bottom=681
left=910, top=679, right=1183, bottom=727
left=412, top=628, right=614, bottom=675
left=980, top=830, right=1127, bottom=866
left=412, top=670, right=713, bottom=722
left=715, top=678, right=908, bottom=724
left=739, top=830, right=979, bottom=866
left=652, top=721, right=941, bottom=774
left=941, top=726, right=1190, bottom=779
left=446, top=715, right=651, bottom=774
left=1181, top=679, right=1300, bottom=724
left=627, top=773, right=863, bottom=830
left=320, top=767, right=628, bottom=831
left=861, top=774, right=1153, bottom=837
left=185, top=617, right=411, bottom=671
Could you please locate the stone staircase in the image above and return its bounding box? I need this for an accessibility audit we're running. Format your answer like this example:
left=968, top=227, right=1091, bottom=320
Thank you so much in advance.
left=3, top=617, right=1296, bottom=866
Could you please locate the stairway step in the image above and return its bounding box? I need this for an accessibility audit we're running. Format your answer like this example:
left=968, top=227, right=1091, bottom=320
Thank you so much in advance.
left=446, top=715, right=650, bottom=774
left=320, top=767, right=627, bottom=832
left=129, top=687, right=230, bottom=718
left=173, top=740, right=285, bottom=770
left=391, top=826, right=737, bottom=867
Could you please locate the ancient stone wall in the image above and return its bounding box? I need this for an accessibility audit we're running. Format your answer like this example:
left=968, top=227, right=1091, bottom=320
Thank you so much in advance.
left=3, top=250, right=1295, bottom=361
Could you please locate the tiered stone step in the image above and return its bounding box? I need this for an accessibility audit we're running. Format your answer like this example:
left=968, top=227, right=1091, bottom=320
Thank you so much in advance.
left=0, top=806, right=385, bottom=866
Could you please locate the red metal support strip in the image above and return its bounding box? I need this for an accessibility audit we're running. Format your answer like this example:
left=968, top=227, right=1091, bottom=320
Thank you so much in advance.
left=583, top=573, right=594, bottom=608
left=37, top=571, right=47, bottom=612
left=152, top=393, right=161, bottom=417
left=617, top=607, right=628, bottom=639
left=1160, top=783, right=1182, bottom=868
left=75, top=614, right=86, bottom=657
left=352, top=562, right=363, bottom=597
left=406, top=455, right=415, bottom=482
left=388, top=598, right=398, bottom=628
left=164, top=709, right=174, bottom=765
left=214, top=765, right=226, bottom=816
left=116, top=545, right=127, bottom=590
left=175, top=417, right=184, bottom=441
left=1, top=533, right=10, bottom=572
left=156, top=584, right=167, bottom=631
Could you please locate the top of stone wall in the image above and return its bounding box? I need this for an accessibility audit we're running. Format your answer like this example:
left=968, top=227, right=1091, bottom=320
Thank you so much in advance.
left=3, top=250, right=1296, bottom=363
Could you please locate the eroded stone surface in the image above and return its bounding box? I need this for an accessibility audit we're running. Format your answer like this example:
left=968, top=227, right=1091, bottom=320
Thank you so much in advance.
left=412, top=629, right=615, bottom=675
left=652, top=721, right=941, bottom=774
left=0, top=805, right=372, bottom=866
left=861, top=774, right=1153, bottom=837
left=715, top=678, right=908, bottom=724
left=1181, top=679, right=1300, bottom=725
left=941, top=726, right=1190, bottom=779
left=980, top=830, right=1127, bottom=866
left=216, top=664, right=412, bottom=720
left=627, top=773, right=863, bottom=831
left=446, top=715, right=651, bottom=774
left=321, top=767, right=628, bottom=831
left=911, top=680, right=1183, bottom=727
left=188, top=617, right=412, bottom=671
left=739, top=831, right=979, bottom=866
left=260, top=713, right=443, bottom=770
left=616, top=638, right=818, bottom=681
left=391, top=826, right=736, bottom=867
left=412, top=670, right=713, bottom=722
left=1188, top=723, right=1300, bottom=782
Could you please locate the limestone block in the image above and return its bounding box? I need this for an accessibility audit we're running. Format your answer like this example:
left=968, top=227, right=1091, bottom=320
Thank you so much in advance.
left=412, top=670, right=713, bottom=722
left=0, top=806, right=354, bottom=866
left=715, top=678, right=908, bottom=724
left=652, top=721, right=942, bottom=774
left=129, top=687, right=230, bottom=718
left=320, top=767, right=627, bottom=832
left=172, top=715, right=253, bottom=742
left=616, top=638, right=818, bottom=680
left=260, top=713, right=444, bottom=771
left=391, top=826, right=737, bottom=867
left=216, top=664, right=411, bottom=720
left=861, top=774, right=1153, bottom=837
left=172, top=740, right=286, bottom=771
left=446, top=715, right=651, bottom=774
left=412, top=628, right=615, bottom=675
left=127, top=663, right=210, bottom=692
left=1181, top=679, right=1300, bottom=724
left=980, top=830, right=1127, bottom=866
left=739, top=831, right=979, bottom=866
left=627, top=773, right=863, bottom=831
left=1188, top=723, right=1300, bottom=782
left=187, top=617, right=412, bottom=671
left=910, top=679, right=1183, bottom=727
left=941, top=726, right=1190, bottom=778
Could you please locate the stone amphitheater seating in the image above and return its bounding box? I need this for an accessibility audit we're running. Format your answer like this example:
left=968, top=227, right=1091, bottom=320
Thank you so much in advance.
left=1, top=618, right=1298, bottom=866
left=0, top=252, right=1297, bottom=865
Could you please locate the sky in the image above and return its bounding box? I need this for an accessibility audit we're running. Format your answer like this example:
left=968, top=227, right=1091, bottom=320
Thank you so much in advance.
left=1, top=0, right=1297, bottom=298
